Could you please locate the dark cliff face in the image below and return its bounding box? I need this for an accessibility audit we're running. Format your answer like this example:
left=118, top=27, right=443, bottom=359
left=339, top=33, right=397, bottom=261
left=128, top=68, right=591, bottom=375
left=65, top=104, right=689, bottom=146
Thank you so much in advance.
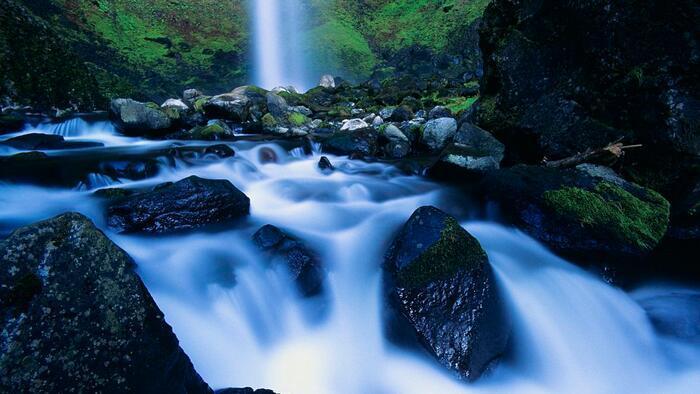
left=0, top=0, right=105, bottom=110
left=475, top=0, right=700, bottom=197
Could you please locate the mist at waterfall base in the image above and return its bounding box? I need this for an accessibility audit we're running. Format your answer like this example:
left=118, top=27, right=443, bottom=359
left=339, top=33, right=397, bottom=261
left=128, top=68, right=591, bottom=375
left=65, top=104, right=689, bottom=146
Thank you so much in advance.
left=1, top=120, right=700, bottom=394
left=253, top=0, right=314, bottom=91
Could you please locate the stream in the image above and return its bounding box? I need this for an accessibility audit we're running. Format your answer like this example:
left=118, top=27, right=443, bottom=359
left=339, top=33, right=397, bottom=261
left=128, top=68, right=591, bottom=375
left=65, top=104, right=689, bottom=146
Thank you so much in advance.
left=1, top=117, right=699, bottom=393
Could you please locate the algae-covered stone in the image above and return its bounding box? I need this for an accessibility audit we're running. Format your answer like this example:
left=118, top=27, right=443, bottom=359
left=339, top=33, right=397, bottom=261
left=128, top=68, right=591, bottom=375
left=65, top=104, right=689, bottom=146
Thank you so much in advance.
left=109, top=98, right=172, bottom=134
left=187, top=120, right=234, bottom=140
left=482, top=165, right=671, bottom=261
left=385, top=206, right=510, bottom=380
left=0, top=213, right=210, bottom=393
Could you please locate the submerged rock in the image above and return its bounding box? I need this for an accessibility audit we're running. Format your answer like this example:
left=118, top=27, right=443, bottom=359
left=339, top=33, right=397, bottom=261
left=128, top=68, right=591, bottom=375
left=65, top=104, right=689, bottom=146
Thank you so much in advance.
left=252, top=224, right=325, bottom=297
left=318, top=156, right=334, bottom=172
left=0, top=213, right=210, bottom=393
left=481, top=165, right=671, bottom=263
left=385, top=206, right=510, bottom=380
left=216, top=389, right=278, bottom=394
left=109, top=98, right=172, bottom=134
left=0, top=133, right=102, bottom=150
left=107, top=175, right=250, bottom=234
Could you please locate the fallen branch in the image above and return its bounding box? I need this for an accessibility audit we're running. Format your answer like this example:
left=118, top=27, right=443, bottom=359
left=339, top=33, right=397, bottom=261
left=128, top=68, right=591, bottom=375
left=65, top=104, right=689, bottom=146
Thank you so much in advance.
left=544, top=142, right=642, bottom=169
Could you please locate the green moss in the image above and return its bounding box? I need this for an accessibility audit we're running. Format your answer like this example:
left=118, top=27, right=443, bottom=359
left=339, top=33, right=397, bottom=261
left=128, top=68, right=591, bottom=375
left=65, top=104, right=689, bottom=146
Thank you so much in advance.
left=288, top=112, right=310, bottom=126
left=193, top=97, right=210, bottom=113
left=262, top=113, right=278, bottom=128
left=305, top=19, right=378, bottom=80
left=543, top=182, right=670, bottom=251
left=445, top=96, right=479, bottom=114
left=397, top=216, right=487, bottom=288
left=314, top=0, right=491, bottom=59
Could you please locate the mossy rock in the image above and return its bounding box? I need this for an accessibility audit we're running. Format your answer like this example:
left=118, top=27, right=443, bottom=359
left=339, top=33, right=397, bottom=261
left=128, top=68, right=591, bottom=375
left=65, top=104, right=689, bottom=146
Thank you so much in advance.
left=387, top=206, right=488, bottom=288
left=287, top=112, right=310, bottom=127
left=187, top=120, right=232, bottom=140
left=0, top=213, right=211, bottom=392
left=261, top=113, right=278, bottom=129
left=384, top=206, right=510, bottom=380
left=481, top=165, right=671, bottom=262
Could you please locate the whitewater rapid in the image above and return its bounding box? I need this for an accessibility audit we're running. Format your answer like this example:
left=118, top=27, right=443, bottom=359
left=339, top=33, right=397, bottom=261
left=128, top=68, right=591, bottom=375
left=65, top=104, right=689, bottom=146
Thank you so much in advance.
left=1, top=119, right=699, bottom=393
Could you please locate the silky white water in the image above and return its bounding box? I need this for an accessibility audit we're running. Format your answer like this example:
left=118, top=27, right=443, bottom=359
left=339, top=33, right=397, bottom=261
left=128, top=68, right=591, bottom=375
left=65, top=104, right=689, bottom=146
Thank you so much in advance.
left=252, top=0, right=312, bottom=90
left=1, top=119, right=699, bottom=393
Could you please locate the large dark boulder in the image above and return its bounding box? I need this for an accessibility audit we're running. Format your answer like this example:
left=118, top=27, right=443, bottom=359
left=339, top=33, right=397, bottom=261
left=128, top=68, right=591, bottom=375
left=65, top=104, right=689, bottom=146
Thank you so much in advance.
left=428, top=123, right=505, bottom=179
left=0, top=213, right=210, bottom=393
left=481, top=165, right=670, bottom=264
left=321, top=128, right=379, bottom=157
left=252, top=224, right=325, bottom=297
left=384, top=206, right=510, bottom=381
left=107, top=176, right=250, bottom=234
left=0, top=133, right=102, bottom=150
left=476, top=0, right=700, bottom=187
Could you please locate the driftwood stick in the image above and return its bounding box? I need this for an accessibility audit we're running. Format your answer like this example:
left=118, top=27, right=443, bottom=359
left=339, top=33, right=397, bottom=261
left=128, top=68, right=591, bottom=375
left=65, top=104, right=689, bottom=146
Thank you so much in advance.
left=544, top=142, right=642, bottom=168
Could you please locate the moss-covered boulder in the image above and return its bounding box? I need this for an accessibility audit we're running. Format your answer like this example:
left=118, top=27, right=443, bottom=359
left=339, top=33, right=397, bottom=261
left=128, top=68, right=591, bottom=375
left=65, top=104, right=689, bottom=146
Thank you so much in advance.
left=109, top=98, right=173, bottom=134
left=0, top=213, right=210, bottom=393
left=384, top=206, right=510, bottom=381
left=185, top=120, right=234, bottom=141
left=481, top=165, right=671, bottom=262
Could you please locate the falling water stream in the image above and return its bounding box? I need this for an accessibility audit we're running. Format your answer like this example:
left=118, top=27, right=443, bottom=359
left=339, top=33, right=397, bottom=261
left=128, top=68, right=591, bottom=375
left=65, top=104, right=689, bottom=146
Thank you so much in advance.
left=1, top=118, right=699, bottom=393
left=253, top=0, right=312, bottom=90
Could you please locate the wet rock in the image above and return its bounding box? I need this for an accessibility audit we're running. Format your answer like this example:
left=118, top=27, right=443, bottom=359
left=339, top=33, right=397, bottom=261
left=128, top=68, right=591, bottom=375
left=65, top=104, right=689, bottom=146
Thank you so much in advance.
left=203, top=86, right=267, bottom=122
left=322, top=128, right=378, bottom=157
left=107, top=175, right=250, bottom=234
left=381, top=124, right=411, bottom=158
left=318, top=156, right=334, bottom=172
left=384, top=206, right=510, bottom=380
left=340, top=118, right=370, bottom=132
left=186, top=120, right=234, bottom=140
left=266, top=92, right=289, bottom=118
left=205, top=144, right=235, bottom=158
left=109, top=98, right=172, bottom=134
left=183, top=88, right=204, bottom=103
left=0, top=133, right=102, bottom=150
left=0, top=213, right=211, bottom=393
left=481, top=165, right=671, bottom=263
left=93, top=187, right=136, bottom=201
left=216, top=389, right=277, bottom=394
left=319, top=74, right=336, bottom=89
left=0, top=112, right=25, bottom=133
left=388, top=105, right=414, bottom=122
left=421, top=117, right=458, bottom=152
left=252, top=224, right=325, bottom=297
left=430, top=123, right=505, bottom=178
left=161, top=98, right=189, bottom=112
left=428, top=106, right=452, bottom=120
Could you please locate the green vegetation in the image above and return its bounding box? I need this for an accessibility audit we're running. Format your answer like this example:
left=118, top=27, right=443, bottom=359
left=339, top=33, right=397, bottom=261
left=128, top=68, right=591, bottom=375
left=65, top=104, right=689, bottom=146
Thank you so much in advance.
left=397, top=215, right=487, bottom=288
left=543, top=182, right=670, bottom=251
left=305, top=19, right=378, bottom=80
left=287, top=112, right=310, bottom=127
left=307, top=0, right=491, bottom=80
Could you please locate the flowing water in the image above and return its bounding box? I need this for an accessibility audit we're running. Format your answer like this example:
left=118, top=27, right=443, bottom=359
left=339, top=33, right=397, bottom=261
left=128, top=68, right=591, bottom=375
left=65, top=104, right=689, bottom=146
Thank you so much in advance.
left=1, top=118, right=700, bottom=393
left=252, top=0, right=312, bottom=90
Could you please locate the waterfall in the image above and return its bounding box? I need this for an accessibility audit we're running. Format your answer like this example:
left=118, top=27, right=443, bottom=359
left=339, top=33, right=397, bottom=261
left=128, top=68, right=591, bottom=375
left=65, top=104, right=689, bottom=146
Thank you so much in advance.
left=252, top=0, right=312, bottom=90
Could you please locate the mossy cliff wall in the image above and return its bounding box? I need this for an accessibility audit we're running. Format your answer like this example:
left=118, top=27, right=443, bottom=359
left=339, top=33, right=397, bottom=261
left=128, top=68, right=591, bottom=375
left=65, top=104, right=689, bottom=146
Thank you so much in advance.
left=2, top=0, right=491, bottom=109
